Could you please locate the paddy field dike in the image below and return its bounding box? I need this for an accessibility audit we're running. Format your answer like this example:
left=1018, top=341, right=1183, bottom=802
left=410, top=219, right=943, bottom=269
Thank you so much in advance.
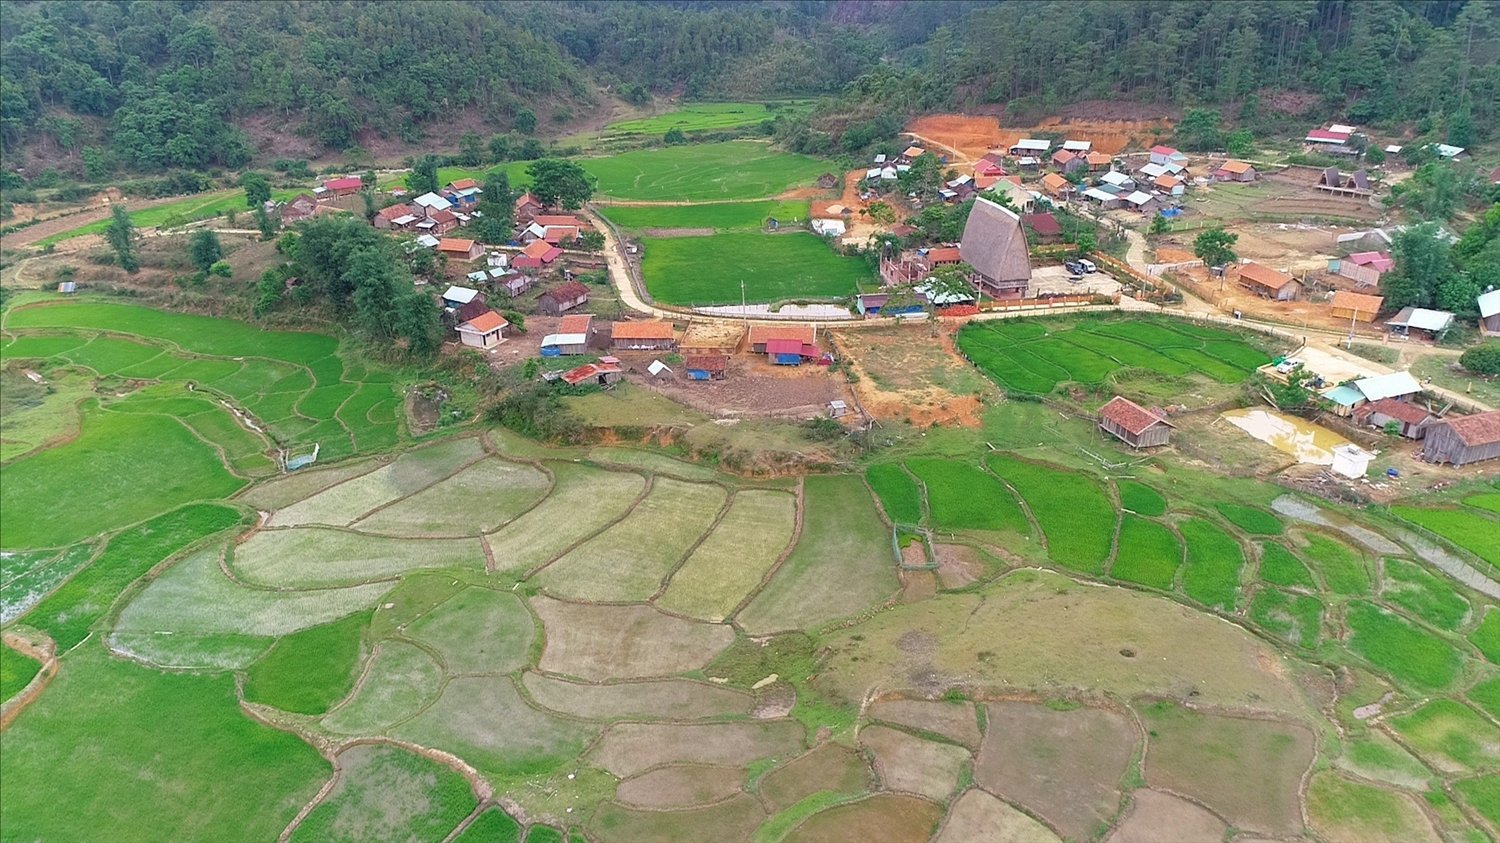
left=3, top=296, right=1500, bottom=843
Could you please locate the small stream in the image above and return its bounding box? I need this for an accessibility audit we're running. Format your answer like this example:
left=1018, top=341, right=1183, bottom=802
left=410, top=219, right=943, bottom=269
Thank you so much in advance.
left=1271, top=495, right=1500, bottom=600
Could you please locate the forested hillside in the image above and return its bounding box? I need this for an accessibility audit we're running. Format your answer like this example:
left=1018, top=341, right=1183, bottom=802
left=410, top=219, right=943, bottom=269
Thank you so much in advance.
left=1, top=0, right=1496, bottom=180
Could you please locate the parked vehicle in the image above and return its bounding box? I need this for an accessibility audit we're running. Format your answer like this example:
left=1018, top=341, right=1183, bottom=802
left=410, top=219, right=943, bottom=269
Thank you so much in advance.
left=1065, top=260, right=1084, bottom=274
left=1077, top=258, right=1097, bottom=273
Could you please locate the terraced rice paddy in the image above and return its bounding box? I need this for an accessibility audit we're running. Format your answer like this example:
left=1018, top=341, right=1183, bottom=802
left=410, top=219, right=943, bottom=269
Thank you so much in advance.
left=6, top=302, right=1500, bottom=843
left=956, top=316, right=1268, bottom=395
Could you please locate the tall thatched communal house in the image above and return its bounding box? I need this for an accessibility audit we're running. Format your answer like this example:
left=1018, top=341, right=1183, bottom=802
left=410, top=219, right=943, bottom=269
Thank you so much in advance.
left=959, top=197, right=1032, bottom=300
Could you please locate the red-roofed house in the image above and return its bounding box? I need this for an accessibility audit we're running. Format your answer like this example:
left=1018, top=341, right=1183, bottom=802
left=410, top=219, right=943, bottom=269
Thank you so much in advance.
left=456, top=310, right=508, bottom=349
left=514, top=192, right=544, bottom=225
left=1354, top=398, right=1435, bottom=439
left=975, top=159, right=1006, bottom=179
left=1423, top=410, right=1500, bottom=466
left=926, top=246, right=962, bottom=265
left=1051, top=149, right=1084, bottom=174
left=414, top=209, right=459, bottom=236
left=437, top=238, right=483, bottom=262
left=765, top=339, right=821, bottom=365
left=323, top=176, right=363, bottom=196
left=512, top=239, right=563, bottom=270
left=1237, top=263, right=1301, bottom=301
left=1085, top=151, right=1112, bottom=171
left=1149, top=146, right=1187, bottom=167
left=374, top=203, right=416, bottom=230
left=1097, top=396, right=1174, bottom=448
left=560, top=360, right=623, bottom=387
left=1213, top=160, right=1258, bottom=182
left=1022, top=213, right=1063, bottom=244
left=610, top=321, right=676, bottom=350
left=538, top=281, right=590, bottom=315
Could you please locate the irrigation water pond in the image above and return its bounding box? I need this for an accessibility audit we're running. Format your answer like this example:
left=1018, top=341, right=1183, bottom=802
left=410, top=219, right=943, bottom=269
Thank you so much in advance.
left=1221, top=408, right=1350, bottom=465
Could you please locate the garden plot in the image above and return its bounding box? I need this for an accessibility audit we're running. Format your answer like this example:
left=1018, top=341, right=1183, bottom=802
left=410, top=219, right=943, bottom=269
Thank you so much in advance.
left=21, top=504, right=247, bottom=650
left=1248, top=587, right=1323, bottom=648
left=1346, top=600, right=1462, bottom=691
left=906, top=459, right=1029, bottom=536
left=988, top=455, right=1115, bottom=574
left=737, top=476, right=900, bottom=634
left=1305, top=771, right=1442, bottom=843
left=588, top=794, right=766, bottom=843
left=289, top=744, right=475, bottom=843
left=352, top=458, right=549, bottom=537
left=974, top=701, right=1136, bottom=841
left=484, top=463, right=646, bottom=574
left=785, top=794, right=943, bottom=843
left=935, top=788, right=1061, bottom=843
left=404, top=587, right=533, bottom=675
left=521, top=673, right=751, bottom=721
left=658, top=490, right=797, bottom=621
left=393, top=675, right=597, bottom=775
left=320, top=641, right=445, bottom=735
left=532, top=597, right=734, bottom=681
left=759, top=744, right=873, bottom=812
left=816, top=570, right=1308, bottom=713
left=587, top=447, right=722, bottom=481
left=1107, top=789, right=1227, bottom=843
left=589, top=720, right=806, bottom=778
left=113, top=546, right=387, bottom=658
left=1389, top=699, right=1500, bottom=773
left=867, top=698, right=981, bottom=749
left=0, top=644, right=328, bottom=843
left=614, top=765, right=746, bottom=809
left=860, top=724, right=969, bottom=801
left=269, top=437, right=484, bottom=527
left=1177, top=516, right=1245, bottom=610
left=232, top=528, right=483, bottom=588
left=1111, top=515, right=1181, bottom=589
left=1138, top=701, right=1315, bottom=835
left=1381, top=557, right=1470, bottom=631
left=1, top=409, right=246, bottom=549
left=535, top=478, right=727, bottom=602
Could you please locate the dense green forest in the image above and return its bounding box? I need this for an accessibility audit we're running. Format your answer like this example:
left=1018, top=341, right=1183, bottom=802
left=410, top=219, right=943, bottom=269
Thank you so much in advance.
left=1, top=0, right=1496, bottom=180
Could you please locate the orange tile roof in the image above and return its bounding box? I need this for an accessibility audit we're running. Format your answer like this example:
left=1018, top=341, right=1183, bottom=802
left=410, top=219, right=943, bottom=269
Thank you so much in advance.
left=437, top=238, right=477, bottom=253
left=611, top=320, right=675, bottom=340
left=534, top=214, right=581, bottom=227
left=558, top=314, right=593, bottom=334
left=1098, top=396, right=1173, bottom=435
left=1238, top=262, right=1295, bottom=290
left=522, top=240, right=555, bottom=259
left=1086, top=151, right=1112, bottom=165
left=448, top=178, right=479, bottom=190
left=460, top=310, right=507, bottom=333
left=1218, top=160, right=1253, bottom=174
left=747, top=324, right=814, bottom=346
left=1041, top=173, right=1069, bottom=193
left=926, top=246, right=962, bottom=263
left=1329, top=290, right=1384, bottom=314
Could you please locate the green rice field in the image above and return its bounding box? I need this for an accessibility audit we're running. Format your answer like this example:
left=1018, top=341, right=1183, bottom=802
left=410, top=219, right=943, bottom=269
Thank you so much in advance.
left=598, top=199, right=809, bottom=232
left=956, top=316, right=1269, bottom=395
left=640, top=232, right=872, bottom=305
left=584, top=141, right=828, bottom=201
left=603, top=102, right=813, bottom=136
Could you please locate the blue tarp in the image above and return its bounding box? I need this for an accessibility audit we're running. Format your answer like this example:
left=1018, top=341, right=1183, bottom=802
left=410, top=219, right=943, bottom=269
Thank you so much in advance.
left=1159, top=208, right=1183, bottom=218
left=540, top=346, right=562, bottom=358
left=688, top=370, right=710, bottom=380
left=774, top=353, right=801, bottom=366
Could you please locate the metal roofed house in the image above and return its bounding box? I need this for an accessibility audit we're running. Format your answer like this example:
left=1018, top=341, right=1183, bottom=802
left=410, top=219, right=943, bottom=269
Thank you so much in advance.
left=1009, top=138, right=1051, bottom=155
left=1328, top=290, right=1384, bottom=323
left=959, top=197, right=1032, bottom=300
left=1423, top=410, right=1500, bottom=466
left=415, top=234, right=441, bottom=248
left=1353, top=398, right=1436, bottom=439
left=1099, top=171, right=1135, bottom=190
left=1081, top=187, right=1123, bottom=209
left=1386, top=307, right=1454, bottom=340
left=322, top=176, right=363, bottom=196
left=1353, top=371, right=1423, bottom=403
left=440, top=285, right=481, bottom=308
left=1321, top=384, right=1366, bottom=417
left=1097, top=396, right=1174, bottom=448
left=455, top=310, right=507, bottom=349
left=765, top=338, right=820, bottom=365
left=1236, top=262, right=1301, bottom=301
left=560, top=360, right=623, bottom=387
left=413, top=192, right=453, bottom=213
left=1062, top=140, right=1092, bottom=152
left=1123, top=190, right=1160, bottom=214
left=1477, top=289, right=1500, bottom=335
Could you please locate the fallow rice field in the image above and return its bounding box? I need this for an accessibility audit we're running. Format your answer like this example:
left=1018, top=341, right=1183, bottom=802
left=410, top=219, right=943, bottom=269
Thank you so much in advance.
left=3, top=299, right=1500, bottom=843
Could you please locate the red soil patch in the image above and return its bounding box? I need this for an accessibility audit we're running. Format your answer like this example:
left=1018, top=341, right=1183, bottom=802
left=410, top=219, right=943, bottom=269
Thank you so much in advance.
left=907, top=111, right=1175, bottom=161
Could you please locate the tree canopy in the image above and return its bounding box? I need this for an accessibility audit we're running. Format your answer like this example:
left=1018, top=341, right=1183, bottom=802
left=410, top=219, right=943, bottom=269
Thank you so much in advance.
left=527, top=159, right=593, bottom=210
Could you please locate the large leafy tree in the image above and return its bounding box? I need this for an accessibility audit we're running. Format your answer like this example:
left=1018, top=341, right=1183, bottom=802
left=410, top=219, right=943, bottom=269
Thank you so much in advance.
left=408, top=156, right=440, bottom=196
left=239, top=172, right=271, bottom=208
left=1193, top=228, right=1238, bottom=268
left=1381, top=223, right=1455, bottom=310
left=471, top=172, right=516, bottom=244
left=527, top=159, right=593, bottom=210
left=105, top=205, right=138, bottom=273
left=188, top=229, right=222, bottom=272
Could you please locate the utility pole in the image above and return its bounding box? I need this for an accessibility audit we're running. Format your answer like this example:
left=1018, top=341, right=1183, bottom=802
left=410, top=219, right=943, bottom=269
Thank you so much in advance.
left=740, top=279, right=746, bottom=314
